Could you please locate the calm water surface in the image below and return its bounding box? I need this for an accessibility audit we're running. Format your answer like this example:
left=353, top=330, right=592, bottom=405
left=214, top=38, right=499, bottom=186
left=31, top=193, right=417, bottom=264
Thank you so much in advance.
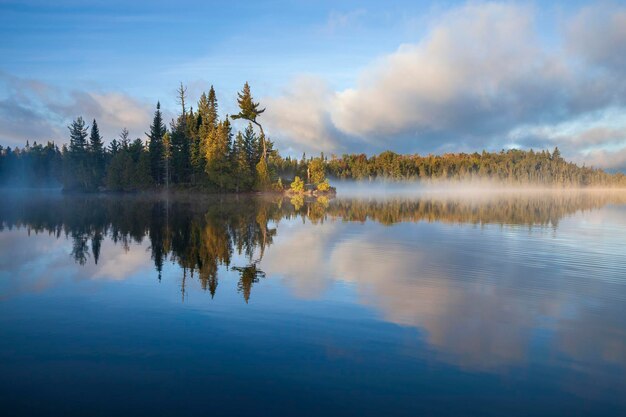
left=0, top=191, right=625, bottom=416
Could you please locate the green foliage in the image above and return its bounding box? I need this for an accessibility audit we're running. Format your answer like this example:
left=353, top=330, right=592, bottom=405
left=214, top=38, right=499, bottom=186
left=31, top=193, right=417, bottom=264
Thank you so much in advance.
left=147, top=102, right=167, bottom=185
left=290, top=176, right=304, bottom=193
left=231, top=82, right=265, bottom=123
left=255, top=159, right=272, bottom=190
left=69, top=116, right=88, bottom=155
left=319, top=147, right=625, bottom=187
left=308, top=157, right=326, bottom=184
left=316, top=179, right=331, bottom=192
left=65, top=117, right=90, bottom=191
left=169, top=118, right=191, bottom=184
left=205, top=119, right=233, bottom=189
left=106, top=151, right=134, bottom=191
left=106, top=143, right=153, bottom=191
left=89, top=119, right=105, bottom=189
left=233, top=131, right=254, bottom=191
left=243, top=123, right=260, bottom=171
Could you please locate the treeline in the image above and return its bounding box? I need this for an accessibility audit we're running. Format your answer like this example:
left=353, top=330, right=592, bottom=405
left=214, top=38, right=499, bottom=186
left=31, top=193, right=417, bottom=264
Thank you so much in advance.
left=299, top=149, right=625, bottom=187
left=1, top=82, right=626, bottom=189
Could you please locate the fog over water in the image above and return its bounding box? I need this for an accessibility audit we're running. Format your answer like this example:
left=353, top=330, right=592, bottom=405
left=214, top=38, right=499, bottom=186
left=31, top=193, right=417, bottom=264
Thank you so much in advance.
left=333, top=178, right=626, bottom=198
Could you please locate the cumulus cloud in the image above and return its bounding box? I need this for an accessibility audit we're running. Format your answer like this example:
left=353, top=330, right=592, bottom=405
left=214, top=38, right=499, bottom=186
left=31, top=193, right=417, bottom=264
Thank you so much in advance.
left=0, top=72, right=153, bottom=147
left=264, top=2, right=626, bottom=169
left=264, top=76, right=344, bottom=154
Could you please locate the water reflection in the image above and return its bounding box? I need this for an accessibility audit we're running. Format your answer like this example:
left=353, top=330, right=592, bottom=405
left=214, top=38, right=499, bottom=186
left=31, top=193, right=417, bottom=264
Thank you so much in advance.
left=1, top=191, right=626, bottom=302
left=1, top=190, right=626, bottom=413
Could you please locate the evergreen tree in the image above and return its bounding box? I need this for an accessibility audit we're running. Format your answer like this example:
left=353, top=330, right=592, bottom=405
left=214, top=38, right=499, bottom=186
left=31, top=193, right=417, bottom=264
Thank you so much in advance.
left=308, top=158, right=326, bottom=184
left=231, top=82, right=268, bottom=161
left=69, top=116, right=89, bottom=155
left=233, top=131, right=254, bottom=191
left=163, top=132, right=171, bottom=188
left=66, top=116, right=89, bottom=190
left=242, top=123, right=259, bottom=172
left=205, top=118, right=233, bottom=189
left=136, top=149, right=154, bottom=187
left=170, top=84, right=192, bottom=184
left=194, top=86, right=219, bottom=182
left=207, top=86, right=218, bottom=130
left=108, top=139, right=120, bottom=156
left=119, top=127, right=130, bottom=149
left=147, top=102, right=167, bottom=185
left=89, top=119, right=105, bottom=188
left=129, top=139, right=144, bottom=162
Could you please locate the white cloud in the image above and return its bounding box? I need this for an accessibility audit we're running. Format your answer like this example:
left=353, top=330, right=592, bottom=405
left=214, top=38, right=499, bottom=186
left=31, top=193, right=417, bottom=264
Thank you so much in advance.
left=264, top=2, right=626, bottom=169
left=566, top=2, right=626, bottom=72
left=0, top=72, right=153, bottom=146
left=264, top=76, right=342, bottom=153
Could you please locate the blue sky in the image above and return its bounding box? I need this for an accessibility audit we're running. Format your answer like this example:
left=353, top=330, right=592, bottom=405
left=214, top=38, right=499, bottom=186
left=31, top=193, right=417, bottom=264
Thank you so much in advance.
left=1, top=0, right=626, bottom=170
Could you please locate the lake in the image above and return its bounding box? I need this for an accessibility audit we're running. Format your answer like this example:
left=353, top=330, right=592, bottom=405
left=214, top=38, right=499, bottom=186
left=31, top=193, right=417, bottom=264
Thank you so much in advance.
left=1, top=190, right=625, bottom=416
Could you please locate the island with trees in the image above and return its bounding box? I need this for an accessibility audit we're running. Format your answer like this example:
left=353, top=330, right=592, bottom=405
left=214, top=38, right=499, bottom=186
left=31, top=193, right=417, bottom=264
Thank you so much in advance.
left=0, top=82, right=625, bottom=191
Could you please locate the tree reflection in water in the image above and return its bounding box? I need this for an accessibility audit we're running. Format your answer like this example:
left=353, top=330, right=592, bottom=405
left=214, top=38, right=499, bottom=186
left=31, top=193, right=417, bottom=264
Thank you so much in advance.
left=1, top=190, right=625, bottom=302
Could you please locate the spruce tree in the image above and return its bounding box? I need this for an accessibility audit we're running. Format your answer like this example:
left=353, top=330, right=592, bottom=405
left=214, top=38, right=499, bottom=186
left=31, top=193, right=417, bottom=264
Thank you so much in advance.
left=67, top=116, right=89, bottom=190
left=119, top=127, right=130, bottom=149
left=242, top=123, right=259, bottom=172
left=170, top=84, right=192, bottom=184
left=205, top=118, right=233, bottom=189
left=89, top=119, right=105, bottom=188
left=207, top=86, right=218, bottom=129
left=147, top=102, right=167, bottom=185
left=136, top=149, right=154, bottom=188
left=108, top=139, right=120, bottom=156
left=233, top=131, right=253, bottom=191
left=69, top=117, right=88, bottom=155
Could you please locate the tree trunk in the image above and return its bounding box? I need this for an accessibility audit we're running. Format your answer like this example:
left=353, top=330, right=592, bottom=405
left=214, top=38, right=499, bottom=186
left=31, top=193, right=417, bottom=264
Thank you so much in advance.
left=253, top=121, right=267, bottom=162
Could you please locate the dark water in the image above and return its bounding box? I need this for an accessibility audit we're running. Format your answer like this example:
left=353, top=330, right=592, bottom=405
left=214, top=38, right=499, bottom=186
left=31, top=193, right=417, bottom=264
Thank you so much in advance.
left=1, top=190, right=625, bottom=416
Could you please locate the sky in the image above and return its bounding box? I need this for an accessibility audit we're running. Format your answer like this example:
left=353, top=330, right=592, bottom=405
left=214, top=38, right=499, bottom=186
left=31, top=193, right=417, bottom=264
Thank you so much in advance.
left=1, top=0, right=626, bottom=170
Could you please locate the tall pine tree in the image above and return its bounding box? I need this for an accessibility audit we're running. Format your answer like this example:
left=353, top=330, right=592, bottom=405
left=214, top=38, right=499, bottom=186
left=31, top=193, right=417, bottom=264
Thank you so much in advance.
left=205, top=118, right=233, bottom=189
left=231, top=83, right=271, bottom=189
left=67, top=116, right=89, bottom=190
left=147, top=102, right=167, bottom=185
left=89, top=119, right=105, bottom=189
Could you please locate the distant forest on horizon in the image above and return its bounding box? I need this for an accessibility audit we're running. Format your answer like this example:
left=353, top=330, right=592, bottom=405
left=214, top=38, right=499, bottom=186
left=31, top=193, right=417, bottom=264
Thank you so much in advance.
left=1, top=83, right=625, bottom=191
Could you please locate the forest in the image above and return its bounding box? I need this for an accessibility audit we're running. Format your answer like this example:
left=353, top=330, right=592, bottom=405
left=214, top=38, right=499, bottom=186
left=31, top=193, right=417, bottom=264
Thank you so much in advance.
left=1, top=82, right=625, bottom=191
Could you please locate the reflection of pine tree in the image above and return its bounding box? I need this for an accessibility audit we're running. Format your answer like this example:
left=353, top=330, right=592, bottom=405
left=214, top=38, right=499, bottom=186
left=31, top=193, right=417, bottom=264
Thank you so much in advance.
left=11, top=192, right=626, bottom=303
left=71, top=231, right=90, bottom=266
left=149, top=201, right=167, bottom=281
left=233, top=263, right=266, bottom=304
left=91, top=230, right=102, bottom=265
